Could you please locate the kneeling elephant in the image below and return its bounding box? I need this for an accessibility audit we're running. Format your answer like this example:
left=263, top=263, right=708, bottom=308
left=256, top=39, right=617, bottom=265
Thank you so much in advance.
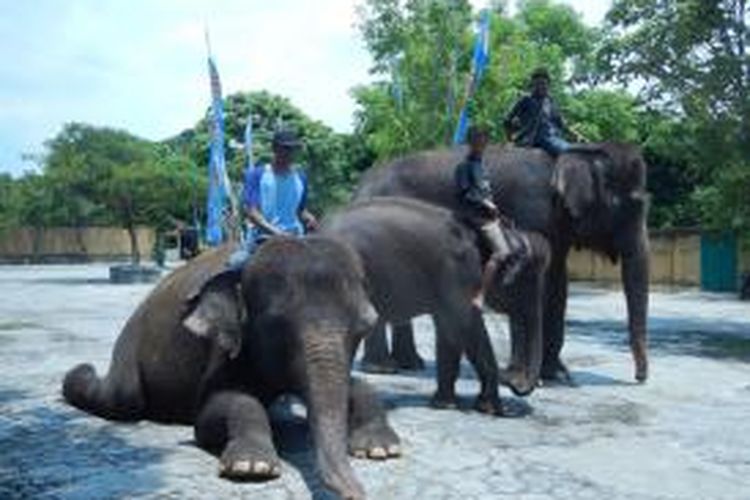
left=62, top=236, right=398, bottom=500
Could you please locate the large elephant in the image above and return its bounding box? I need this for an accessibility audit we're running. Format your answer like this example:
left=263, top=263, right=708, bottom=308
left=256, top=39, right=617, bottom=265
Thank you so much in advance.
left=323, top=197, right=550, bottom=407
left=62, top=236, right=399, bottom=500
left=355, top=143, right=649, bottom=383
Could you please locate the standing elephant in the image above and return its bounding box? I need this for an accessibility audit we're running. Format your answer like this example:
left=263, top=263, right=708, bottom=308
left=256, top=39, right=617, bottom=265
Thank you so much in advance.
left=355, top=143, right=649, bottom=383
left=323, top=197, right=550, bottom=408
left=62, top=236, right=399, bottom=500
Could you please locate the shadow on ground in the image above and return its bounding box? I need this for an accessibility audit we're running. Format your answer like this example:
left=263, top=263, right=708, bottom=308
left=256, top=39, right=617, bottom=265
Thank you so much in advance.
left=568, top=317, right=750, bottom=362
left=0, top=389, right=167, bottom=498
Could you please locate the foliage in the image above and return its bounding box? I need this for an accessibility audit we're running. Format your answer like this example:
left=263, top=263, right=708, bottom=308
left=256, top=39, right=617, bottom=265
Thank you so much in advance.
left=1, top=0, right=746, bottom=242
left=168, top=90, right=365, bottom=212
left=597, top=0, right=749, bottom=233
left=353, top=0, right=607, bottom=159
left=693, top=162, right=750, bottom=233
left=0, top=123, right=203, bottom=261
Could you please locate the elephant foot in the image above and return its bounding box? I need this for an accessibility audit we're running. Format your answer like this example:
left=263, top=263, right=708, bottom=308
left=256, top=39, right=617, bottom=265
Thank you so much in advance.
left=473, top=394, right=504, bottom=416
left=393, top=351, right=425, bottom=371
left=218, top=439, right=281, bottom=481
left=540, top=361, right=576, bottom=387
left=429, top=392, right=458, bottom=410
left=349, top=421, right=401, bottom=460
left=359, top=357, right=399, bottom=374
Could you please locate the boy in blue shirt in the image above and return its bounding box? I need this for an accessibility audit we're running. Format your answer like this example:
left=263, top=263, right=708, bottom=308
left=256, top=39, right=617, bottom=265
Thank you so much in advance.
left=454, top=126, right=529, bottom=300
left=228, top=129, right=317, bottom=268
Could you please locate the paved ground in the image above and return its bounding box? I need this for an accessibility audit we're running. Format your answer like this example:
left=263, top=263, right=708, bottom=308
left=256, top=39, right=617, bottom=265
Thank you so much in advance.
left=1, top=264, right=749, bottom=499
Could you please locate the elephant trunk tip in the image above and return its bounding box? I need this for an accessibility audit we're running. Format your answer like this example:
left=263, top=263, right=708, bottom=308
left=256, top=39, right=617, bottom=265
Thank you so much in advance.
left=318, top=454, right=366, bottom=500
left=634, top=361, right=648, bottom=384
left=499, top=367, right=537, bottom=397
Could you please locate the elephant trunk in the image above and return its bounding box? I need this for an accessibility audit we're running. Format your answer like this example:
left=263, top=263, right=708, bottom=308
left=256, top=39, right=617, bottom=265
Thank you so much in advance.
left=621, top=223, right=649, bottom=383
left=501, top=249, right=546, bottom=396
left=302, top=328, right=364, bottom=500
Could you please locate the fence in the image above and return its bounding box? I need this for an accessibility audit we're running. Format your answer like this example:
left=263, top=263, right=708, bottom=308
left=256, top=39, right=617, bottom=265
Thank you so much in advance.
left=1, top=226, right=748, bottom=290
left=568, top=229, right=750, bottom=289
left=0, top=226, right=156, bottom=264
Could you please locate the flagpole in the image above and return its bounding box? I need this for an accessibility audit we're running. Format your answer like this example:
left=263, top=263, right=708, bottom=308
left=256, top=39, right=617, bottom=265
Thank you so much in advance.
left=453, top=8, right=490, bottom=145
left=204, top=28, right=240, bottom=245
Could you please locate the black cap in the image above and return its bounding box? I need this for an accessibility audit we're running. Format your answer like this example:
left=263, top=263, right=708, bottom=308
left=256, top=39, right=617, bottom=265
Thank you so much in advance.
left=272, top=129, right=302, bottom=149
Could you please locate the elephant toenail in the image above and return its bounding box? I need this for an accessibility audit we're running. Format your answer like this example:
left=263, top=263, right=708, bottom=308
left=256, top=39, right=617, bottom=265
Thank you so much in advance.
left=271, top=465, right=282, bottom=476
left=233, top=460, right=251, bottom=474
left=353, top=449, right=367, bottom=459
left=369, top=447, right=387, bottom=459
left=252, top=461, right=270, bottom=475
left=387, top=444, right=402, bottom=456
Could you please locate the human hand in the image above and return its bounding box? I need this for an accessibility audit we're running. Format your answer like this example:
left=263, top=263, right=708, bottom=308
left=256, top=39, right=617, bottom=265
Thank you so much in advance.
left=302, top=212, right=319, bottom=232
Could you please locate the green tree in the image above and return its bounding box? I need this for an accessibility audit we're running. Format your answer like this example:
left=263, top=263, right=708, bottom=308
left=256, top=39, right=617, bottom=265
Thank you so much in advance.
left=353, top=0, right=603, bottom=160
left=168, top=90, right=361, bottom=213
left=43, top=123, right=203, bottom=262
left=599, top=0, right=750, bottom=233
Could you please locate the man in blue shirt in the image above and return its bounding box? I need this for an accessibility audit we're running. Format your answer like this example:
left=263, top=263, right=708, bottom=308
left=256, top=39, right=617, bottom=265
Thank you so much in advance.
left=503, top=68, right=578, bottom=156
left=228, top=129, right=317, bottom=268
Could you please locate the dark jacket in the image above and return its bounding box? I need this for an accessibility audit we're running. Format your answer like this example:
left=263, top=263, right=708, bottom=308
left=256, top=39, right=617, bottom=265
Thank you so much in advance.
left=454, top=153, right=493, bottom=212
left=504, top=94, right=565, bottom=147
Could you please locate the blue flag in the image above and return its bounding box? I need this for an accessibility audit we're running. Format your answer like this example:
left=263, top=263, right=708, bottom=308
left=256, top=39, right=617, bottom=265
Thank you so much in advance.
left=390, top=57, right=404, bottom=111
left=205, top=54, right=230, bottom=246
left=453, top=9, right=491, bottom=145
left=244, top=112, right=254, bottom=170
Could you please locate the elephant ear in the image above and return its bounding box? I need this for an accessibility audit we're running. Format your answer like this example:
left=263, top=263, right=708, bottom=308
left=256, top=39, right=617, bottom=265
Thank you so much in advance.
left=551, top=149, right=610, bottom=220
left=182, top=270, right=245, bottom=359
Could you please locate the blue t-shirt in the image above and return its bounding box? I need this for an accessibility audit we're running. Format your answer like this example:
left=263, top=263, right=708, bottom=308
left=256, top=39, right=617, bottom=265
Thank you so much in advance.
left=243, top=164, right=308, bottom=239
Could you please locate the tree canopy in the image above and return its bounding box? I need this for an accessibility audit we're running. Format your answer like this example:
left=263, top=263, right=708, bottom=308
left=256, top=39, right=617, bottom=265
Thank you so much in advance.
left=0, top=0, right=747, bottom=245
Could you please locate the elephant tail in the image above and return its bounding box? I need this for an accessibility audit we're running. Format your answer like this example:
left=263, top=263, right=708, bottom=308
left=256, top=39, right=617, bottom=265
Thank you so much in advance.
left=62, top=363, right=144, bottom=421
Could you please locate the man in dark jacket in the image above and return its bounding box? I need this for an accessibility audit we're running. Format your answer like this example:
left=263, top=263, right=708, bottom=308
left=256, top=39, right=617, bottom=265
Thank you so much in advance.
left=504, top=67, right=577, bottom=156
left=454, top=126, right=528, bottom=299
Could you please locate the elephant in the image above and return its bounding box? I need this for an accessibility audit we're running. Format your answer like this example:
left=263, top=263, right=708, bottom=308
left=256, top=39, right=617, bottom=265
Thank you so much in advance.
left=62, top=236, right=399, bottom=500
left=322, top=197, right=550, bottom=408
left=354, top=143, right=650, bottom=384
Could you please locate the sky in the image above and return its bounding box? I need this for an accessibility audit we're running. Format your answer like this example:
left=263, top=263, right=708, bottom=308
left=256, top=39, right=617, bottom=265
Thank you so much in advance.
left=0, top=0, right=611, bottom=177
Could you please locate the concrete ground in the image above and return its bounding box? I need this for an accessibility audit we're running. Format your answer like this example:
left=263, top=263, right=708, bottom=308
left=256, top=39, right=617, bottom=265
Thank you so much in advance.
left=1, top=264, right=749, bottom=499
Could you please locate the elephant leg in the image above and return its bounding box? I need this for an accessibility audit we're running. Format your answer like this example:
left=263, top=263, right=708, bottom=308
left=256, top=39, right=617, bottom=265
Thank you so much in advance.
left=430, top=315, right=462, bottom=410
left=194, top=390, right=281, bottom=480
left=391, top=322, right=425, bottom=371
left=360, top=320, right=398, bottom=374
left=460, top=307, right=504, bottom=416
left=347, top=377, right=401, bottom=460
left=541, top=254, right=573, bottom=384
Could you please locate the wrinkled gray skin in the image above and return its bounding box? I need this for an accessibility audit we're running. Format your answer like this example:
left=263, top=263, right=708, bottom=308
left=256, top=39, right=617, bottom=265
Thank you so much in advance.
left=324, top=198, right=549, bottom=405
left=355, top=143, right=649, bottom=383
left=62, top=237, right=398, bottom=500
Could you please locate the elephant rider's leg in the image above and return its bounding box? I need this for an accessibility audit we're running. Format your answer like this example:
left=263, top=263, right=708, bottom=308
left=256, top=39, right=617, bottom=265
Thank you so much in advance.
left=536, top=130, right=571, bottom=157
left=480, top=220, right=531, bottom=290
left=194, top=390, right=281, bottom=479
left=347, top=377, right=401, bottom=459
left=226, top=233, right=260, bottom=270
